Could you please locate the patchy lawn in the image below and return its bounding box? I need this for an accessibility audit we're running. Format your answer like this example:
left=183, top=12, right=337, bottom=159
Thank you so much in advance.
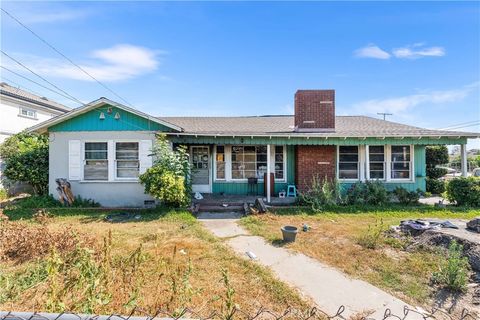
left=0, top=200, right=308, bottom=316
left=240, top=205, right=480, bottom=308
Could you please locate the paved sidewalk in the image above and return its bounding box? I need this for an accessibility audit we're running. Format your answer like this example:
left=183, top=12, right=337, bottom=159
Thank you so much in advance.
left=199, top=213, right=423, bottom=319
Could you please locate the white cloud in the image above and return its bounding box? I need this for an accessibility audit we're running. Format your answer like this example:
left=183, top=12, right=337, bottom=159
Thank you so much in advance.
left=392, top=44, right=445, bottom=59
left=6, top=44, right=163, bottom=82
left=354, top=44, right=391, bottom=60
left=352, top=83, right=477, bottom=115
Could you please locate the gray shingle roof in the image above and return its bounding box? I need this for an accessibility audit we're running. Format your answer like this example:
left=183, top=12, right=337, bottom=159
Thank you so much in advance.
left=159, top=115, right=479, bottom=138
left=1, top=82, right=71, bottom=113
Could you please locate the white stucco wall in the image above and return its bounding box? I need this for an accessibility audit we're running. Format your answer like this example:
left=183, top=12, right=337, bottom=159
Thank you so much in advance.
left=49, top=131, right=157, bottom=207
left=0, top=96, right=63, bottom=137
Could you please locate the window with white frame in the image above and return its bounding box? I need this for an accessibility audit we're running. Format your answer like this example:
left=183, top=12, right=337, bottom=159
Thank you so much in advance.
left=215, top=146, right=225, bottom=179
left=84, top=142, right=108, bottom=180
left=231, top=146, right=267, bottom=179
left=115, top=142, right=139, bottom=178
left=19, top=107, right=36, bottom=119
left=391, top=145, right=411, bottom=179
left=368, top=146, right=385, bottom=179
left=275, top=146, right=285, bottom=180
left=338, top=146, right=359, bottom=179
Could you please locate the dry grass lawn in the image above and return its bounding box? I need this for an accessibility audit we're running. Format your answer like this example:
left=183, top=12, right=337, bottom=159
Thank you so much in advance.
left=0, top=205, right=309, bottom=317
left=240, top=205, right=480, bottom=307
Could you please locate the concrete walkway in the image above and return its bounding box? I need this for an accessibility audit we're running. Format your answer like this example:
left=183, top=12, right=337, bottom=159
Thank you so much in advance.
left=198, top=213, right=424, bottom=319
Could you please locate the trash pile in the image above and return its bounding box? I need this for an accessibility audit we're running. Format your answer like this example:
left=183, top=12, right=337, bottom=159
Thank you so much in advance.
left=396, top=219, right=458, bottom=236
left=104, top=212, right=142, bottom=223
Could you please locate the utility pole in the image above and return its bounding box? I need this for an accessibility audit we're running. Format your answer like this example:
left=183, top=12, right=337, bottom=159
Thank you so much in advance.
left=377, top=112, right=393, bottom=120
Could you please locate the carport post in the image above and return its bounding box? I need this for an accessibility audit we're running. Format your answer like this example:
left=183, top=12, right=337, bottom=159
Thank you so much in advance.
left=461, top=144, right=468, bottom=177
left=266, top=144, right=271, bottom=203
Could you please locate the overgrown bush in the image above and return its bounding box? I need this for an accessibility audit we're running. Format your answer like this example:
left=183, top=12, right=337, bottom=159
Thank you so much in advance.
left=299, top=176, right=343, bottom=211
left=446, top=177, right=480, bottom=207
left=0, top=132, right=49, bottom=195
left=426, top=178, right=445, bottom=195
left=392, top=187, right=421, bottom=205
left=356, top=219, right=385, bottom=249
left=7, top=195, right=100, bottom=209
left=345, top=181, right=389, bottom=205
left=139, top=135, right=191, bottom=207
left=0, top=188, right=7, bottom=201
left=432, top=241, right=469, bottom=292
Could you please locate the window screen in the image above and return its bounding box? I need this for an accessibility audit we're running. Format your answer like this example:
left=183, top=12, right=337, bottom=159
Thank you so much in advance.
left=84, top=142, right=108, bottom=180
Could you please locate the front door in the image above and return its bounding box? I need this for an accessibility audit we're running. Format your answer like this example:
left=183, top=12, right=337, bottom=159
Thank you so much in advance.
left=191, top=146, right=210, bottom=193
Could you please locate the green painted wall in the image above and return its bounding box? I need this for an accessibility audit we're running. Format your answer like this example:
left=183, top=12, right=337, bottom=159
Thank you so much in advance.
left=50, top=105, right=173, bottom=132
left=339, top=145, right=427, bottom=192
left=212, top=145, right=295, bottom=195
left=169, top=135, right=466, bottom=146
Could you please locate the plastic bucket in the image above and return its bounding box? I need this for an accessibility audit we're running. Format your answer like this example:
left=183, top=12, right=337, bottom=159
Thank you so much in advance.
left=281, top=226, right=298, bottom=242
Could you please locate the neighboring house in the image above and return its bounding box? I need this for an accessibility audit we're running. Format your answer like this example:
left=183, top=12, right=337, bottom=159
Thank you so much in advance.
left=0, top=82, right=71, bottom=191
left=29, top=90, right=479, bottom=207
left=0, top=82, right=71, bottom=143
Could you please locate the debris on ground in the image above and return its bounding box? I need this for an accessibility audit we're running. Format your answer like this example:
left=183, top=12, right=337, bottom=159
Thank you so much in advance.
left=104, top=212, right=142, bottom=223
left=56, top=178, right=75, bottom=205
left=246, top=251, right=257, bottom=260
left=467, top=217, right=480, bottom=233
left=303, top=224, right=310, bottom=232
left=399, top=219, right=458, bottom=236
left=194, top=192, right=203, bottom=200
left=255, top=198, right=267, bottom=213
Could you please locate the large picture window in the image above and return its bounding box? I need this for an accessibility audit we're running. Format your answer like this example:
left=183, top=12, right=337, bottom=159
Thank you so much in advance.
left=338, top=146, right=359, bottom=179
left=231, top=146, right=267, bottom=179
left=84, top=142, right=108, bottom=180
left=391, top=145, right=411, bottom=179
left=116, top=142, right=139, bottom=178
left=368, top=146, right=385, bottom=179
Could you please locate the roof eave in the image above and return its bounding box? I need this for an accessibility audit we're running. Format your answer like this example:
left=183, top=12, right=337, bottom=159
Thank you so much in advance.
left=27, top=98, right=184, bottom=133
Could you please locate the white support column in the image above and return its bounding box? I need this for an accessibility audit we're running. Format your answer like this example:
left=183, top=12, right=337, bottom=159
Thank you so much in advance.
left=461, top=144, right=468, bottom=177
left=266, top=144, right=272, bottom=203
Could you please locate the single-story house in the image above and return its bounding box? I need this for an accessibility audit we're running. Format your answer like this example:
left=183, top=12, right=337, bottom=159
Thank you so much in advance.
left=29, top=90, right=479, bottom=207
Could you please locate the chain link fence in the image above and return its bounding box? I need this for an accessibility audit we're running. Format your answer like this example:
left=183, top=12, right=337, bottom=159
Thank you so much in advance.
left=1, top=305, right=477, bottom=320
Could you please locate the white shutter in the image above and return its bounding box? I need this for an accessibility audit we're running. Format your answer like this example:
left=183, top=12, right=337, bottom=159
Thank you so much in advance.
left=139, top=140, right=153, bottom=174
left=68, top=140, right=81, bottom=180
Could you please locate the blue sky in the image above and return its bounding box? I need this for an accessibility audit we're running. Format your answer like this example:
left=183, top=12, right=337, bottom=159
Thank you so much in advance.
left=1, top=1, right=479, bottom=147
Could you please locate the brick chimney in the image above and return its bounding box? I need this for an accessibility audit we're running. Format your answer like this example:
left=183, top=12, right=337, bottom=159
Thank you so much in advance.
left=294, top=90, right=335, bottom=132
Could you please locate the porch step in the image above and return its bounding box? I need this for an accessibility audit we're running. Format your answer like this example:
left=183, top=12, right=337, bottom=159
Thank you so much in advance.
left=197, top=204, right=244, bottom=213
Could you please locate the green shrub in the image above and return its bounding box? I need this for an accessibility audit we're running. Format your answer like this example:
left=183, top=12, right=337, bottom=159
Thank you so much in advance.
left=392, top=187, right=420, bottom=205
left=446, top=177, right=480, bottom=207
left=426, top=167, right=448, bottom=180
left=356, top=219, right=385, bottom=249
left=0, top=132, right=49, bottom=195
left=0, top=188, right=7, bottom=201
left=299, top=176, right=343, bottom=211
left=345, top=181, right=389, bottom=205
left=426, top=178, right=445, bottom=194
left=139, top=135, right=191, bottom=207
left=432, top=240, right=469, bottom=292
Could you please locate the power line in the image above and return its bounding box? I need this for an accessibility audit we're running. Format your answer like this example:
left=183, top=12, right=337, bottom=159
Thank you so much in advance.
left=1, top=50, right=84, bottom=105
left=437, top=120, right=480, bottom=130
left=1, top=65, right=83, bottom=105
left=1, top=7, right=134, bottom=107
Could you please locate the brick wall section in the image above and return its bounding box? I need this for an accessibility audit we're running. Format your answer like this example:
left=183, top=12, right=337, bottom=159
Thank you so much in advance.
left=295, top=145, right=336, bottom=192
left=294, top=90, right=335, bottom=131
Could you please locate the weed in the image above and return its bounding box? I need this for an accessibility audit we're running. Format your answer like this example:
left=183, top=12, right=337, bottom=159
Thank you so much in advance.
left=432, top=240, right=470, bottom=292
left=0, top=188, right=7, bottom=201
left=221, top=268, right=237, bottom=320
left=0, top=261, right=48, bottom=304
left=356, top=219, right=385, bottom=249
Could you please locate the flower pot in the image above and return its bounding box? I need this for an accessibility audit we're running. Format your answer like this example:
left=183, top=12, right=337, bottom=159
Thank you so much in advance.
left=281, top=225, right=298, bottom=242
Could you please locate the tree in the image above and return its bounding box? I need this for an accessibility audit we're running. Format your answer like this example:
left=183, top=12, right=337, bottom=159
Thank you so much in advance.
left=139, top=134, right=192, bottom=207
left=426, top=145, right=449, bottom=179
left=0, top=132, right=49, bottom=195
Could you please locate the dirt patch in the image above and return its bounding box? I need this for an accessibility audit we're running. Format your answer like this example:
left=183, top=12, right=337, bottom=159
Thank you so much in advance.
left=0, top=221, right=94, bottom=263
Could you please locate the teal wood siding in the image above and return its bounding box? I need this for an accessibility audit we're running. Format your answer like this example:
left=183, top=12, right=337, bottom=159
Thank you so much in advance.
left=50, top=105, right=173, bottom=132
left=339, top=145, right=427, bottom=192
left=212, top=145, right=295, bottom=195
left=169, top=135, right=466, bottom=146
